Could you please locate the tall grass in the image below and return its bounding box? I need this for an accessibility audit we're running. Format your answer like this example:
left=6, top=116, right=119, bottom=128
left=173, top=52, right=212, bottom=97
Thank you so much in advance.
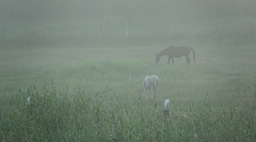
left=1, top=85, right=255, bottom=142
left=1, top=44, right=256, bottom=141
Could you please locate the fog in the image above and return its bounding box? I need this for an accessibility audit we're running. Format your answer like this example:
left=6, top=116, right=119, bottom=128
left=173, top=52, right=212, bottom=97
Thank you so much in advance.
left=1, top=0, right=256, bottom=47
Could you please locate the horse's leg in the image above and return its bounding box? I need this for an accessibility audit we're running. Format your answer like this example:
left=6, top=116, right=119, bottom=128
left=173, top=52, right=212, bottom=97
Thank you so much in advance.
left=186, top=55, right=190, bottom=64
left=167, top=56, right=171, bottom=65
left=149, top=88, right=153, bottom=99
left=153, top=87, right=157, bottom=98
left=171, top=57, right=174, bottom=64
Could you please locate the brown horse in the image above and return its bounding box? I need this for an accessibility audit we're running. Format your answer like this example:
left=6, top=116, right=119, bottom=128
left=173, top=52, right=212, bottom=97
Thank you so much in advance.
left=155, top=45, right=195, bottom=64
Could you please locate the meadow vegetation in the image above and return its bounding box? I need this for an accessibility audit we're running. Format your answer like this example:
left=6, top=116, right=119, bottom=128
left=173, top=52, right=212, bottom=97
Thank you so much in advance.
left=1, top=43, right=256, bottom=141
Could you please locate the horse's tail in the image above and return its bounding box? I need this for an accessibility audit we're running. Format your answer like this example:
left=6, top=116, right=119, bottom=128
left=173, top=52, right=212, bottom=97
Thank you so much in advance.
left=189, top=47, right=196, bottom=63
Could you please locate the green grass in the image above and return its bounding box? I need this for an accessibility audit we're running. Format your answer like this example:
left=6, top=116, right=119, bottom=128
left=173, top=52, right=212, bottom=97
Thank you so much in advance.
left=1, top=44, right=256, bottom=141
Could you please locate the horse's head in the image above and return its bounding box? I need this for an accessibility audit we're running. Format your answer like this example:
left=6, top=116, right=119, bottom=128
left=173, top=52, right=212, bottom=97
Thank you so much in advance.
left=155, top=53, right=160, bottom=64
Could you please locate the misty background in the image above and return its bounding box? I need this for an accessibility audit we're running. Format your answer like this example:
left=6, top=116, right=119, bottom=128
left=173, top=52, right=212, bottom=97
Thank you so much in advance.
left=1, top=0, right=256, bottom=47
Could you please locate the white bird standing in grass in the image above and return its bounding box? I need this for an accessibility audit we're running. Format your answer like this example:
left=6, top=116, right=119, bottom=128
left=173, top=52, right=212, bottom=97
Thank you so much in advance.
left=163, top=99, right=170, bottom=120
left=139, top=75, right=159, bottom=98
left=26, top=96, right=31, bottom=105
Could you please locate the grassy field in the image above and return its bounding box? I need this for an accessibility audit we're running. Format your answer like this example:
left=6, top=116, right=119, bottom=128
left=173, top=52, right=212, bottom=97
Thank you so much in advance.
left=1, top=43, right=256, bottom=141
